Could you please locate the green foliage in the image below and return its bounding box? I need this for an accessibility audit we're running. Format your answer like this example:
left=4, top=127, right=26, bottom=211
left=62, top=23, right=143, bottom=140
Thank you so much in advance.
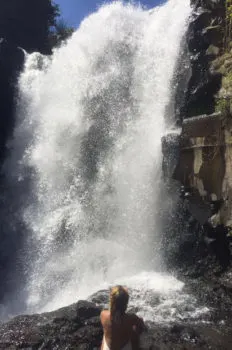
left=47, top=1, right=74, bottom=49
left=223, top=69, right=232, bottom=87
left=226, top=0, right=232, bottom=20
left=215, top=97, right=231, bottom=116
left=49, top=18, right=74, bottom=48
left=228, top=227, right=232, bottom=237
left=49, top=0, right=60, bottom=25
left=225, top=0, right=232, bottom=50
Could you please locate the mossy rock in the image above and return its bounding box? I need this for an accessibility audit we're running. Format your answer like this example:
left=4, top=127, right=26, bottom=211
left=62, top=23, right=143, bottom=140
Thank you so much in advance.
left=206, top=45, right=220, bottom=59
left=215, top=97, right=232, bottom=116
left=211, top=49, right=232, bottom=99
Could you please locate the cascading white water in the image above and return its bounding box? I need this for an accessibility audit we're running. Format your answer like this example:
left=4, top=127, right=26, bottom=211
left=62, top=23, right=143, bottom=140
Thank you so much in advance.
left=4, top=0, right=198, bottom=322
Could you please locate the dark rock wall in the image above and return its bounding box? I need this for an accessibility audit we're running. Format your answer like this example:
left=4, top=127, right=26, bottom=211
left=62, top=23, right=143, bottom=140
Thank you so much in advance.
left=0, top=0, right=56, bottom=54
left=182, top=0, right=225, bottom=118
left=0, top=40, right=26, bottom=310
left=162, top=0, right=232, bottom=271
left=0, top=39, right=24, bottom=163
left=0, top=40, right=26, bottom=307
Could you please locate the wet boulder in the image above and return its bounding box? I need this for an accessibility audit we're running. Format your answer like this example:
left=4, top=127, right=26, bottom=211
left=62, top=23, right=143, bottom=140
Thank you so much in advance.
left=1, top=295, right=232, bottom=349
left=0, top=301, right=103, bottom=349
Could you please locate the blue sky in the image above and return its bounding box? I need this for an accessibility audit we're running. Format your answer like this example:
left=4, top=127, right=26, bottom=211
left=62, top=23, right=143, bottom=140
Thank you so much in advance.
left=55, top=0, right=165, bottom=27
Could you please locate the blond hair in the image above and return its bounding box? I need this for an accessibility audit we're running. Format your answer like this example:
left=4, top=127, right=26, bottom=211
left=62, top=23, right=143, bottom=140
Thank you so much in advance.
left=110, top=285, right=129, bottom=319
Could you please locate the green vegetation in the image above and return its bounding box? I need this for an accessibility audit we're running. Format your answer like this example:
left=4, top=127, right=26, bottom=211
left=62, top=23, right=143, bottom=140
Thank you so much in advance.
left=49, top=18, right=74, bottom=49
left=214, top=54, right=232, bottom=115
left=225, top=0, right=232, bottom=50
left=213, top=71, right=232, bottom=115
left=48, top=0, right=60, bottom=26
left=0, top=0, right=74, bottom=53
left=212, top=25, right=232, bottom=116
left=48, top=1, right=74, bottom=49
left=215, top=97, right=231, bottom=116
left=228, top=227, right=232, bottom=237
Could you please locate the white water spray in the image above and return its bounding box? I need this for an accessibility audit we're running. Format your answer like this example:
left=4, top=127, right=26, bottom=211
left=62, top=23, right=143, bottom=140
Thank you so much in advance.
left=5, top=0, right=193, bottom=320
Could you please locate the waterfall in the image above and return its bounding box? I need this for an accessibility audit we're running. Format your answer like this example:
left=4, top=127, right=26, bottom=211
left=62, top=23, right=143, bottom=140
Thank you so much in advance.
left=3, top=0, right=192, bottom=320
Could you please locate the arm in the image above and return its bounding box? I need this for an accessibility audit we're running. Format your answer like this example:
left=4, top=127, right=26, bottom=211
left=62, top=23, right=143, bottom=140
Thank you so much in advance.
left=100, top=310, right=108, bottom=327
left=130, top=315, right=146, bottom=350
left=131, top=314, right=146, bottom=334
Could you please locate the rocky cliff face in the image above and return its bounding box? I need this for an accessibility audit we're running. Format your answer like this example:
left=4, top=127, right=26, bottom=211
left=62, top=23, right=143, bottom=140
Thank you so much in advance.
left=0, top=40, right=25, bottom=304
left=177, top=0, right=231, bottom=223
left=160, top=9, right=232, bottom=338
left=176, top=0, right=227, bottom=205
left=0, top=1, right=232, bottom=348
left=163, top=0, right=232, bottom=271
left=183, top=0, right=225, bottom=118
left=0, top=39, right=24, bottom=163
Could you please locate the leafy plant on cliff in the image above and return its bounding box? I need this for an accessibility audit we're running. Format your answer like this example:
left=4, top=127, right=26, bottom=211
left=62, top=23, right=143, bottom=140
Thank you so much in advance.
left=213, top=54, right=232, bottom=114
left=215, top=97, right=231, bottom=116
left=225, top=0, right=232, bottom=49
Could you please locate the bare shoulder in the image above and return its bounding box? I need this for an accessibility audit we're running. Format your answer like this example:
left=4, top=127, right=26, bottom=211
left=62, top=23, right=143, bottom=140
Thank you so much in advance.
left=100, top=309, right=110, bottom=323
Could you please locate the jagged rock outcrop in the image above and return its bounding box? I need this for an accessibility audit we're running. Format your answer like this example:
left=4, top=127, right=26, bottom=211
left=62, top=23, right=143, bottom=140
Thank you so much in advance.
left=163, top=0, right=232, bottom=270
left=0, top=301, right=103, bottom=349
left=175, top=0, right=231, bottom=227
left=182, top=0, right=225, bottom=118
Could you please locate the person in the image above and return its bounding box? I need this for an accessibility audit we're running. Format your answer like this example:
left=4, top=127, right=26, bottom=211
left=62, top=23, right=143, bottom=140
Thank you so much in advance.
left=100, top=285, right=145, bottom=350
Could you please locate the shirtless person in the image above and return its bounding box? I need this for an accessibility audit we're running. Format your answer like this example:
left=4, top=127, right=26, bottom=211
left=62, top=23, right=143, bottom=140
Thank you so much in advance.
left=100, top=285, right=145, bottom=350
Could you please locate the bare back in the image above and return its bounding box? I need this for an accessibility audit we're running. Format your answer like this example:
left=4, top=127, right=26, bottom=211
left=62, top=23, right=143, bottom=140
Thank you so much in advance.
left=100, top=310, right=144, bottom=350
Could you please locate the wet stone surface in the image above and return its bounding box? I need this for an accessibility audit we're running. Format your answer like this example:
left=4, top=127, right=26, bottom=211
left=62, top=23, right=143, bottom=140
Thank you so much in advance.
left=0, top=269, right=232, bottom=349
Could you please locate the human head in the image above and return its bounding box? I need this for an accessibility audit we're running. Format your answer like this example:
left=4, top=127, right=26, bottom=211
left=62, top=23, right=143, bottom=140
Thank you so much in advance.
left=110, top=285, right=129, bottom=316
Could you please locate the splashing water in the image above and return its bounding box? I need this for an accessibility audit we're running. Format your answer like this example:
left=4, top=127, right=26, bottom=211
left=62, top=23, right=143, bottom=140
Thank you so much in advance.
left=4, top=0, right=195, bottom=319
